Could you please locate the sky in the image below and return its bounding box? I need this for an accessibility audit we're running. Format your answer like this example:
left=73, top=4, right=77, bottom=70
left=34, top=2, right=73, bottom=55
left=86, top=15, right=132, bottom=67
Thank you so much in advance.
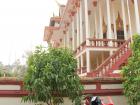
left=0, top=0, right=67, bottom=65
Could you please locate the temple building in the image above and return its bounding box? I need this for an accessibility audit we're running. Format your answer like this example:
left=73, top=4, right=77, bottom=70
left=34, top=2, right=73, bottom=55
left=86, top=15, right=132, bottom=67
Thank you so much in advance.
left=44, top=0, right=140, bottom=78
left=43, top=0, right=140, bottom=104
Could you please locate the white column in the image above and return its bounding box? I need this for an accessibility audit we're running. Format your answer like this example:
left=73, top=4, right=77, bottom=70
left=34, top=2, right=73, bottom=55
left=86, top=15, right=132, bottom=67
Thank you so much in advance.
left=84, top=0, right=90, bottom=45
left=88, top=14, right=91, bottom=38
left=86, top=49, right=90, bottom=72
left=126, top=0, right=132, bottom=39
left=74, top=16, right=77, bottom=50
left=67, top=30, right=69, bottom=48
left=99, top=1, right=103, bottom=39
left=101, top=52, right=104, bottom=63
left=69, top=26, right=72, bottom=49
left=66, top=32, right=68, bottom=48
left=64, top=35, right=66, bottom=48
left=80, top=54, right=83, bottom=74
left=72, top=20, right=75, bottom=50
left=110, top=50, right=113, bottom=56
left=106, top=0, right=112, bottom=39
left=96, top=56, right=99, bottom=67
left=77, top=58, right=80, bottom=69
left=121, top=0, right=127, bottom=39
left=77, top=10, right=80, bottom=48
left=112, top=2, right=117, bottom=39
left=134, top=0, right=140, bottom=33
left=80, top=54, right=84, bottom=74
left=80, top=0, right=83, bottom=44
left=94, top=8, right=98, bottom=38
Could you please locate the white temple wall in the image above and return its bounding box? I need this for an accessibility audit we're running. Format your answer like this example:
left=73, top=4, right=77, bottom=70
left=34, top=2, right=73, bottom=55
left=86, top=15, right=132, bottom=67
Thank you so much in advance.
left=81, top=0, right=86, bottom=41
left=129, top=1, right=136, bottom=34
left=88, top=0, right=95, bottom=38
left=0, top=97, right=72, bottom=105
left=102, top=0, right=107, bottom=31
left=0, top=95, right=140, bottom=105
left=68, top=24, right=72, bottom=49
left=74, top=15, right=77, bottom=50
left=89, top=10, right=95, bottom=38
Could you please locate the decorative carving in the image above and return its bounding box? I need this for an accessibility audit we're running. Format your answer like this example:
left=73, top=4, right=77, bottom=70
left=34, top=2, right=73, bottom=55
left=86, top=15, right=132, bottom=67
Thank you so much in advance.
left=75, top=0, right=80, bottom=8
left=93, top=1, right=97, bottom=7
left=131, top=0, right=134, bottom=4
left=116, top=12, right=123, bottom=31
left=60, top=38, right=62, bottom=42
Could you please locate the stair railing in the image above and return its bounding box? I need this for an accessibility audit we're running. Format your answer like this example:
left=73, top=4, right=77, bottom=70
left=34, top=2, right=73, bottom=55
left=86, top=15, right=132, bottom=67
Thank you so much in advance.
left=92, top=38, right=131, bottom=77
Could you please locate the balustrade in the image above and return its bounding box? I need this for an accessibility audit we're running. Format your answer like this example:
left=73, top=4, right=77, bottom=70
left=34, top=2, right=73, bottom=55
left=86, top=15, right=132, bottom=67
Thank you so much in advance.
left=88, top=38, right=125, bottom=48
left=74, top=39, right=125, bottom=54
left=91, top=38, right=131, bottom=77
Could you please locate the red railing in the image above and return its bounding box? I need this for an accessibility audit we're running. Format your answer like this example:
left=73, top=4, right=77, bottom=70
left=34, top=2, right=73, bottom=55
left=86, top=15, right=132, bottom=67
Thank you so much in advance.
left=88, top=38, right=125, bottom=48
left=88, top=38, right=131, bottom=77
left=74, top=39, right=125, bottom=54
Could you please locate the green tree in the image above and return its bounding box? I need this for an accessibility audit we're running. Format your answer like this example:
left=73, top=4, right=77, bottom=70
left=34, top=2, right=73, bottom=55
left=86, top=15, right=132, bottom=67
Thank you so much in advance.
left=23, top=46, right=83, bottom=105
left=12, top=59, right=27, bottom=80
left=122, top=34, right=140, bottom=105
left=0, top=62, right=3, bottom=77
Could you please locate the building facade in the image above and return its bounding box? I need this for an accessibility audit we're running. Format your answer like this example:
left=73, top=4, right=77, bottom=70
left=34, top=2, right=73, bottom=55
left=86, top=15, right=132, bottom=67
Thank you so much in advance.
left=44, top=0, right=140, bottom=78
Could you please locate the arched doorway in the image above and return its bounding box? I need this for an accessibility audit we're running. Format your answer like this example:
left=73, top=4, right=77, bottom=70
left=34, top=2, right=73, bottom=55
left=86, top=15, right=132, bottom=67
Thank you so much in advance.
left=116, top=12, right=124, bottom=40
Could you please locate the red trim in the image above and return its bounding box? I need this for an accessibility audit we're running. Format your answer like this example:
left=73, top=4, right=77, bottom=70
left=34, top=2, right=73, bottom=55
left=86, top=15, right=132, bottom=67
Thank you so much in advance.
left=83, top=89, right=123, bottom=96
left=0, top=89, right=123, bottom=97
left=0, top=79, right=124, bottom=97
left=96, top=83, right=101, bottom=90
left=0, top=90, right=28, bottom=97
left=0, top=80, right=22, bottom=85
left=81, top=79, right=123, bottom=85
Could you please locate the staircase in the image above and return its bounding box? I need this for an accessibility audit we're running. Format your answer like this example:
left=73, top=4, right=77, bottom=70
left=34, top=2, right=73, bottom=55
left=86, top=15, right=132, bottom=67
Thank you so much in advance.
left=87, top=38, right=132, bottom=77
